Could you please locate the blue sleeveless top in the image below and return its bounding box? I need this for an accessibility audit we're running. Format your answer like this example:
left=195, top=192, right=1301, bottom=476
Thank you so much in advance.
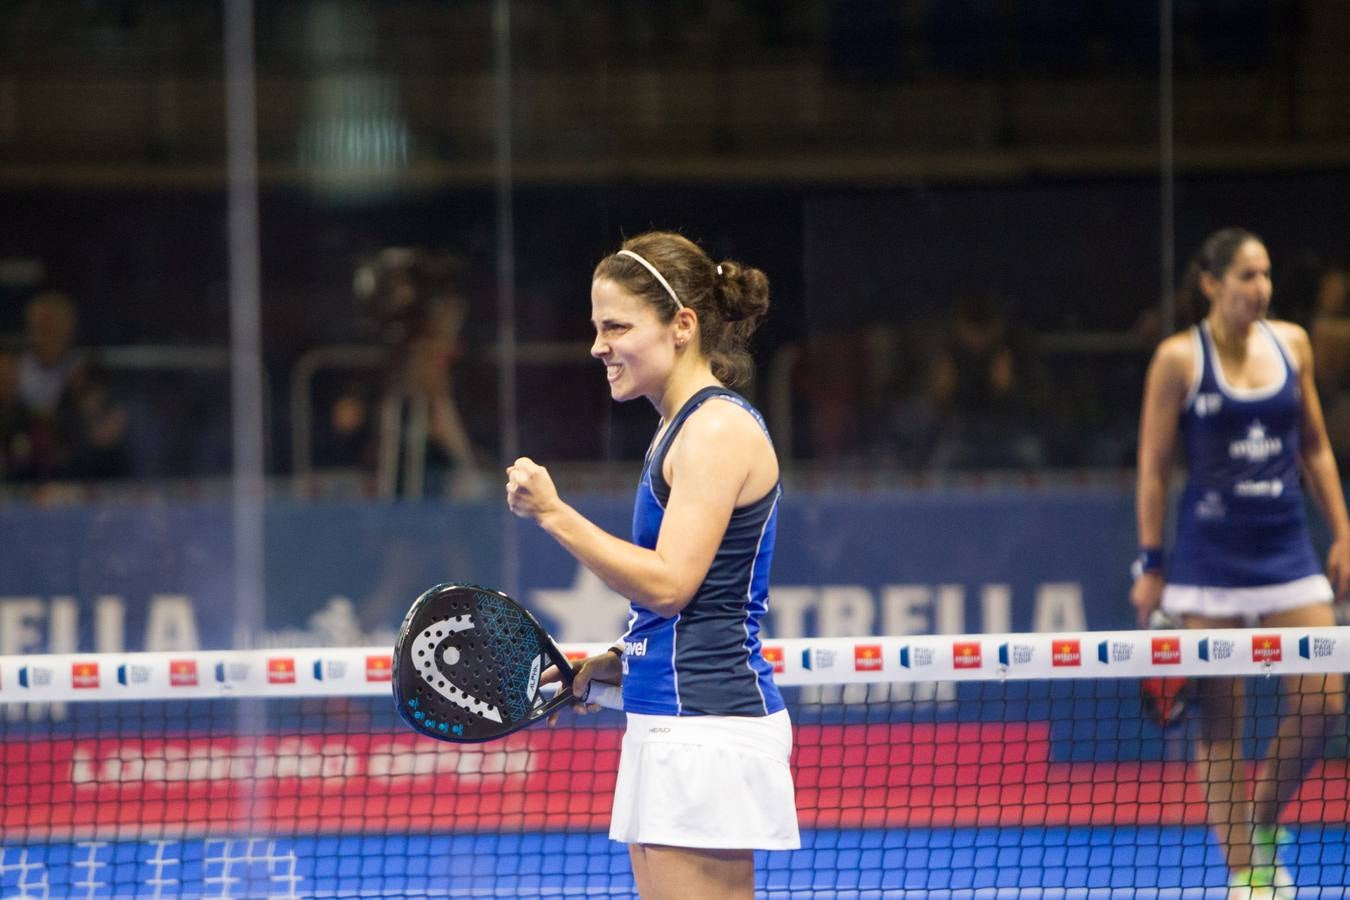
left=1169, top=321, right=1322, bottom=587
left=619, top=385, right=786, bottom=717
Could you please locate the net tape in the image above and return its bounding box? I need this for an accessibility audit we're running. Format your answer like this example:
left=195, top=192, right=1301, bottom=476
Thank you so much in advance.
left=1, top=626, right=1346, bottom=703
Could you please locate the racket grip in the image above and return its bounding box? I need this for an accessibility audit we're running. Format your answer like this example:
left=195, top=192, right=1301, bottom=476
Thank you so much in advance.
left=581, top=680, right=624, bottom=710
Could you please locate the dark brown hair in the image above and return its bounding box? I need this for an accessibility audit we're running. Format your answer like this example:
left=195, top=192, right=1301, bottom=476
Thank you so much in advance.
left=592, top=231, right=770, bottom=387
left=1176, top=227, right=1264, bottom=325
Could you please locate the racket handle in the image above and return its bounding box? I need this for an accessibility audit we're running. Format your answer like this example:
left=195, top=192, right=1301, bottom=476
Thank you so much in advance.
left=581, top=680, right=624, bottom=710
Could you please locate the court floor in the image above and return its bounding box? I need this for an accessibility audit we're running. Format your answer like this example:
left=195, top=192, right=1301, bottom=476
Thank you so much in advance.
left=4, top=827, right=1347, bottom=898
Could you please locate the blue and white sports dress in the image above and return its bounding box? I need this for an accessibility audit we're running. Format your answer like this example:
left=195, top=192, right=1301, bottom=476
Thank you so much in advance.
left=607, top=385, right=799, bottom=850
left=1162, top=321, right=1331, bottom=616
left=619, top=385, right=785, bottom=717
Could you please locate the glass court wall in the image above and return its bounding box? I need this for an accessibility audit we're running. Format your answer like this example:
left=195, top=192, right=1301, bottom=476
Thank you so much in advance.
left=1, top=0, right=1348, bottom=643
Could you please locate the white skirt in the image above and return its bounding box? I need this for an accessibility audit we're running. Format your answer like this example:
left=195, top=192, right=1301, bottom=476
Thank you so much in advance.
left=609, top=709, right=800, bottom=850
left=1162, top=573, right=1333, bottom=622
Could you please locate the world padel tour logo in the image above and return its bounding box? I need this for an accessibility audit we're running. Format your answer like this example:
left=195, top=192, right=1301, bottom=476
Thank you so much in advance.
left=801, top=647, right=837, bottom=671
left=1299, top=635, right=1335, bottom=659
left=1051, top=639, right=1081, bottom=667
left=854, top=644, right=882, bottom=672
left=998, top=642, right=1034, bottom=667
left=71, top=662, right=100, bottom=689
left=899, top=645, right=934, bottom=668
left=952, top=641, right=982, bottom=669
left=1098, top=640, right=1133, bottom=664
left=1151, top=637, right=1181, bottom=665
left=1198, top=637, right=1234, bottom=661
left=313, top=659, right=347, bottom=681
left=117, top=663, right=151, bottom=686
left=19, top=665, right=53, bottom=688
left=169, top=659, right=199, bottom=687
left=762, top=646, right=785, bottom=674
left=267, top=657, right=297, bottom=684
left=1252, top=635, right=1282, bottom=663
left=366, top=655, right=393, bottom=681
left=215, top=661, right=250, bottom=684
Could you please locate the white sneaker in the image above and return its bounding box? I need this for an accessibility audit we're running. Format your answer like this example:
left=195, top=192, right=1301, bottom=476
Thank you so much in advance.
left=1227, top=864, right=1296, bottom=900
left=1250, top=824, right=1294, bottom=869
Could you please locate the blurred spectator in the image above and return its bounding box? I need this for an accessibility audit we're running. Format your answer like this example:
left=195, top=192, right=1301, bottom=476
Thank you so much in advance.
left=322, top=248, right=482, bottom=496
left=0, top=349, right=39, bottom=480
left=922, top=293, right=1046, bottom=470
left=19, top=290, right=83, bottom=415
left=1310, top=263, right=1350, bottom=470
left=59, top=359, right=131, bottom=479
left=10, top=290, right=129, bottom=481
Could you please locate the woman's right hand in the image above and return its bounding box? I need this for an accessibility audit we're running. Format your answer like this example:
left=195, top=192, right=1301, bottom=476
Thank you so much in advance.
left=1130, top=572, right=1165, bottom=627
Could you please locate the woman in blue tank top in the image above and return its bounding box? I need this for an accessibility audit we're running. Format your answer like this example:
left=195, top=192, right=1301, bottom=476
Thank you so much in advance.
left=1132, top=228, right=1350, bottom=898
left=505, top=231, right=798, bottom=899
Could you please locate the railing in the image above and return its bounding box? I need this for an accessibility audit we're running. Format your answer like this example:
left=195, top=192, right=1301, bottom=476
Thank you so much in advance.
left=65, top=332, right=1154, bottom=494
left=288, top=341, right=593, bottom=499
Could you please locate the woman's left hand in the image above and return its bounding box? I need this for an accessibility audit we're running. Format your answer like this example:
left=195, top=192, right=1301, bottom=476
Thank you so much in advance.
left=506, top=457, right=560, bottom=521
left=540, top=651, right=622, bottom=726
left=1328, top=536, right=1350, bottom=601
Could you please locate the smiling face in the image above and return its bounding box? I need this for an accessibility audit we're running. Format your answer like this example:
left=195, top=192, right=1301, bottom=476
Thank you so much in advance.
left=590, top=276, right=679, bottom=403
left=1204, top=239, right=1272, bottom=328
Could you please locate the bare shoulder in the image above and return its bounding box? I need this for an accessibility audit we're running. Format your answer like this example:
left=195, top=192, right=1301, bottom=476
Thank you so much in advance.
left=666, top=395, right=774, bottom=487
left=1149, top=331, right=1195, bottom=382
left=680, top=395, right=767, bottom=447
left=1267, top=318, right=1311, bottom=357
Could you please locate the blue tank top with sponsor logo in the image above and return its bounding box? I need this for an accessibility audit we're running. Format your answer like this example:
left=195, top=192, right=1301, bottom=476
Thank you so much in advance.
left=620, top=385, right=786, bottom=717
left=1169, top=321, right=1322, bottom=587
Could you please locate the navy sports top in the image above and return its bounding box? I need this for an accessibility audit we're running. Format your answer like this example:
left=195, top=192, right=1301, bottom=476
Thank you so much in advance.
left=619, top=385, right=786, bottom=716
left=1169, top=321, right=1323, bottom=587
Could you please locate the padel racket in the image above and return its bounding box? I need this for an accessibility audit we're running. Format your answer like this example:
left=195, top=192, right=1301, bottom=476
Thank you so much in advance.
left=393, top=582, right=623, bottom=743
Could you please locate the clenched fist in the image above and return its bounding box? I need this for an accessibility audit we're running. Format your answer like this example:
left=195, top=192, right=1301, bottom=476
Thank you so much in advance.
left=505, top=457, right=561, bottom=521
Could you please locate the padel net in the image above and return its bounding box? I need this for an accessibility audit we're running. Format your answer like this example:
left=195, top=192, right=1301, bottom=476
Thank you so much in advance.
left=3, top=627, right=1349, bottom=898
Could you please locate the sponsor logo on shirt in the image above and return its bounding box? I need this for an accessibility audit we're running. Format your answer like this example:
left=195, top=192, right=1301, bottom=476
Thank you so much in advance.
left=1051, top=639, right=1081, bottom=667
left=1194, top=393, right=1223, bottom=417
left=1234, top=478, right=1284, bottom=498
left=1229, top=421, right=1282, bottom=463
left=1195, top=490, right=1227, bottom=520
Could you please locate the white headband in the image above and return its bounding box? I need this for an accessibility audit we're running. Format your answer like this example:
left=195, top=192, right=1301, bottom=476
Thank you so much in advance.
left=616, top=249, right=684, bottom=310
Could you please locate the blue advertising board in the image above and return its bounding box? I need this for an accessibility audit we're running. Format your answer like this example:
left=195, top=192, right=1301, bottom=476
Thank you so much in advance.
left=0, top=488, right=1146, bottom=654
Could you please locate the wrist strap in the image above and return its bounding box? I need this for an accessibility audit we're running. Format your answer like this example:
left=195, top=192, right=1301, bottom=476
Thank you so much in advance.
left=1131, top=547, right=1165, bottom=579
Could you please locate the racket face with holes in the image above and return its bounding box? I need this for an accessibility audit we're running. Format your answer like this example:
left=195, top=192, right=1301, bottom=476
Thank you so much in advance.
left=392, top=582, right=577, bottom=743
